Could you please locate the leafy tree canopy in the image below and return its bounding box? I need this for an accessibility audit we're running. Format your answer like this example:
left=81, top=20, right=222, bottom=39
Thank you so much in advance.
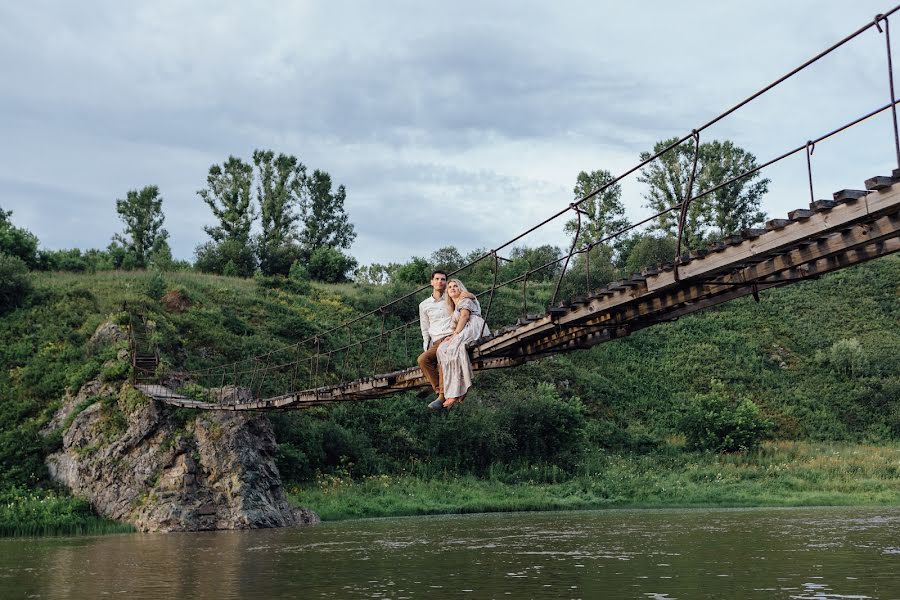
left=638, top=138, right=768, bottom=251
left=112, top=186, right=169, bottom=269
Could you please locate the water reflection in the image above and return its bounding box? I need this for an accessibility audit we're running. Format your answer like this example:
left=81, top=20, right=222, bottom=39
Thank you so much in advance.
left=1, top=507, right=899, bottom=599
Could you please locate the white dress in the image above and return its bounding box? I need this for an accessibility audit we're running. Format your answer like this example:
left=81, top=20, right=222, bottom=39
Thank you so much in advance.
left=437, top=297, right=491, bottom=398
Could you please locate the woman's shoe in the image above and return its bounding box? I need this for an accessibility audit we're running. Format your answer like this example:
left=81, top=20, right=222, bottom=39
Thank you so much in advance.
left=442, top=397, right=457, bottom=410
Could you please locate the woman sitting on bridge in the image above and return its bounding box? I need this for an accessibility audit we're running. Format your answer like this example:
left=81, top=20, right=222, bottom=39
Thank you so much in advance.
left=437, top=278, right=490, bottom=410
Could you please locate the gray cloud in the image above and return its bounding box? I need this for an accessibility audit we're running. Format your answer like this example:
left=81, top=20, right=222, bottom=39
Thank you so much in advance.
left=0, top=0, right=896, bottom=266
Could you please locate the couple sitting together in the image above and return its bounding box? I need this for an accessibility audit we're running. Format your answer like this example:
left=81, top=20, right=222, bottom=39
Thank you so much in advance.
left=416, top=270, right=491, bottom=411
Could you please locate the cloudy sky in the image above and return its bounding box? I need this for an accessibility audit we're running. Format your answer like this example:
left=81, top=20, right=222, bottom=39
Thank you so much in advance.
left=1, top=1, right=898, bottom=266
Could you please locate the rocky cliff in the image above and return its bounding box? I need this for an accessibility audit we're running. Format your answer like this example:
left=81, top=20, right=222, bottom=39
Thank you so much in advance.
left=45, top=379, right=318, bottom=532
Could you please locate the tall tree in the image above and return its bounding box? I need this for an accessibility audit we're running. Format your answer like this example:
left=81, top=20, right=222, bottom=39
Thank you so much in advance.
left=196, top=157, right=257, bottom=276
left=112, top=185, right=168, bottom=269
left=638, top=137, right=768, bottom=250
left=299, top=170, right=355, bottom=258
left=253, top=150, right=307, bottom=276
left=564, top=169, right=630, bottom=248
left=198, top=156, right=256, bottom=245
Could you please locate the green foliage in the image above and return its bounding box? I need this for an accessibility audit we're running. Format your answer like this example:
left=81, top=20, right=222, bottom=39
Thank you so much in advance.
left=254, top=150, right=307, bottom=276
left=300, top=169, right=356, bottom=258
left=0, top=207, right=39, bottom=268
left=393, top=256, right=431, bottom=284
left=112, top=185, right=169, bottom=269
left=290, top=441, right=900, bottom=521
left=199, top=156, right=257, bottom=245
left=817, top=338, right=870, bottom=378
left=0, top=253, right=32, bottom=314
left=100, top=358, right=130, bottom=383
left=287, top=261, right=311, bottom=294
left=496, top=383, right=586, bottom=469
left=36, top=248, right=120, bottom=273
left=145, top=272, right=166, bottom=300
left=565, top=169, right=630, bottom=251
left=0, top=252, right=897, bottom=532
left=639, top=138, right=768, bottom=250
left=0, top=487, right=134, bottom=537
left=308, top=246, right=357, bottom=283
left=679, top=380, right=771, bottom=453
left=194, top=238, right=257, bottom=277
left=622, top=233, right=678, bottom=274
left=430, top=246, right=465, bottom=273
left=506, top=245, right=563, bottom=283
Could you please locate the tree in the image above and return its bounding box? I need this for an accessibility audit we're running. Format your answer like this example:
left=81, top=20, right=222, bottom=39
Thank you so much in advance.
left=638, top=138, right=768, bottom=251
left=0, top=206, right=39, bottom=268
left=254, top=150, right=307, bottom=276
left=430, top=246, right=464, bottom=273
left=621, top=233, right=678, bottom=274
left=564, top=170, right=630, bottom=249
left=196, top=157, right=257, bottom=277
left=112, top=185, right=169, bottom=269
left=307, top=246, right=357, bottom=283
left=505, top=245, right=563, bottom=283
left=299, top=170, right=355, bottom=259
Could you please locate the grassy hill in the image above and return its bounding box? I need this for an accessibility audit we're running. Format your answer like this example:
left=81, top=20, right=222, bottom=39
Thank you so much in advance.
left=0, top=255, right=897, bottom=530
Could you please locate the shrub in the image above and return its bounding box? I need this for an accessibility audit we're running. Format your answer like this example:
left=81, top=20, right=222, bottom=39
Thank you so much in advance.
left=821, top=338, right=870, bottom=378
left=287, top=260, right=311, bottom=295
left=679, top=380, right=771, bottom=452
left=0, top=253, right=32, bottom=314
left=623, top=233, right=678, bottom=274
left=495, top=382, right=586, bottom=470
left=145, top=272, right=166, bottom=300
left=194, top=239, right=256, bottom=278
left=308, top=246, right=357, bottom=283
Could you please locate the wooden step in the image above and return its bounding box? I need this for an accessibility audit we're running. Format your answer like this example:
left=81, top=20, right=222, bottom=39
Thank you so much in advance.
left=811, top=199, right=838, bottom=211
left=865, top=176, right=894, bottom=191
left=833, top=189, right=868, bottom=201
left=788, top=208, right=814, bottom=220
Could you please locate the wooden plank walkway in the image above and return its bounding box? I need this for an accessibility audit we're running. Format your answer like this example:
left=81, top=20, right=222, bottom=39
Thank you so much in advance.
left=138, top=177, right=900, bottom=411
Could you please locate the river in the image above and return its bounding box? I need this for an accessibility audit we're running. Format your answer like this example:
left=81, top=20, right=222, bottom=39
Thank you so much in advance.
left=2, top=507, right=899, bottom=599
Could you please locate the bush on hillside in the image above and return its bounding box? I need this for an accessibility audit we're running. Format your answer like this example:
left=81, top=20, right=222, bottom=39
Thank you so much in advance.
left=679, top=380, right=771, bottom=453
left=0, top=253, right=31, bottom=314
left=308, top=246, right=357, bottom=283
left=194, top=239, right=256, bottom=278
left=816, top=338, right=870, bottom=378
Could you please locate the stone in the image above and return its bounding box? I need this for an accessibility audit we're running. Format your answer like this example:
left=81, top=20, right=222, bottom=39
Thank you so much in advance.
left=46, top=380, right=318, bottom=533
left=89, top=320, right=127, bottom=351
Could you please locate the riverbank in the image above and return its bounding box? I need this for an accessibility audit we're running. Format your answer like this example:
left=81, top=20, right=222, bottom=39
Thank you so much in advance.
left=287, top=441, right=900, bottom=520
left=0, top=487, right=133, bottom=537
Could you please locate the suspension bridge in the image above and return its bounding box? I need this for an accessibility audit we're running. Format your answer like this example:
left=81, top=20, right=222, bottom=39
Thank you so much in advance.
left=136, top=8, right=900, bottom=411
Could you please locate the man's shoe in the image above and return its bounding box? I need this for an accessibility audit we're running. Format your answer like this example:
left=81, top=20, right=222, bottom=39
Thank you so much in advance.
left=427, top=394, right=445, bottom=410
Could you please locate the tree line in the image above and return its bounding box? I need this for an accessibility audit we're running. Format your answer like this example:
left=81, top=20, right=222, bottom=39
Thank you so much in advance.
left=356, top=136, right=768, bottom=288
left=0, top=150, right=357, bottom=282
left=1, top=136, right=767, bottom=312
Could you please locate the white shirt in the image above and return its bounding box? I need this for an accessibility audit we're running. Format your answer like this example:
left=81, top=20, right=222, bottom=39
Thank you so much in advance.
left=419, top=293, right=453, bottom=350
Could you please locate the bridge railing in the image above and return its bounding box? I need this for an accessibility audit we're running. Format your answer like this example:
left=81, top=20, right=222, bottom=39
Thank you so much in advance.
left=162, top=5, right=900, bottom=405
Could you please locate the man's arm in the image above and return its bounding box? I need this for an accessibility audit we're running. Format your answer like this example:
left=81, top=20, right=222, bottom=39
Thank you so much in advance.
left=419, top=301, right=431, bottom=351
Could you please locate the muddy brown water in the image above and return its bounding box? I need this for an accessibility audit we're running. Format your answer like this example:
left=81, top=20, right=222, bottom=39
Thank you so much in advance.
left=2, top=507, right=899, bottom=599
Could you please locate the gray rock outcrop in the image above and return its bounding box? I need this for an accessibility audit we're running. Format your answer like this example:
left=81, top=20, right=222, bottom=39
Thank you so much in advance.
left=46, top=381, right=319, bottom=532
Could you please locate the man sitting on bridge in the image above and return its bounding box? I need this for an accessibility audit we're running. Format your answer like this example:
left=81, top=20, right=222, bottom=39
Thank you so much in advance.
left=417, top=270, right=453, bottom=410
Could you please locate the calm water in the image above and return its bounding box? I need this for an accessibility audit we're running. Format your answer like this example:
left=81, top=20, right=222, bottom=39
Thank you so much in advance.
left=2, top=507, right=900, bottom=599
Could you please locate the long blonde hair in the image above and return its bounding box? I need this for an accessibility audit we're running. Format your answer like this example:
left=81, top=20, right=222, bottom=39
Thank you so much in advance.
left=446, top=278, right=477, bottom=314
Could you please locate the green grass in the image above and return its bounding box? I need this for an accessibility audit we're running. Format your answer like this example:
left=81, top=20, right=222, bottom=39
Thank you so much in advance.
left=287, top=441, right=900, bottom=521
left=0, top=487, right=134, bottom=537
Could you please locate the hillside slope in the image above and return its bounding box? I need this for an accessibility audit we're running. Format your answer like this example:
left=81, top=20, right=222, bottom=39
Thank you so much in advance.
left=0, top=256, right=897, bottom=496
